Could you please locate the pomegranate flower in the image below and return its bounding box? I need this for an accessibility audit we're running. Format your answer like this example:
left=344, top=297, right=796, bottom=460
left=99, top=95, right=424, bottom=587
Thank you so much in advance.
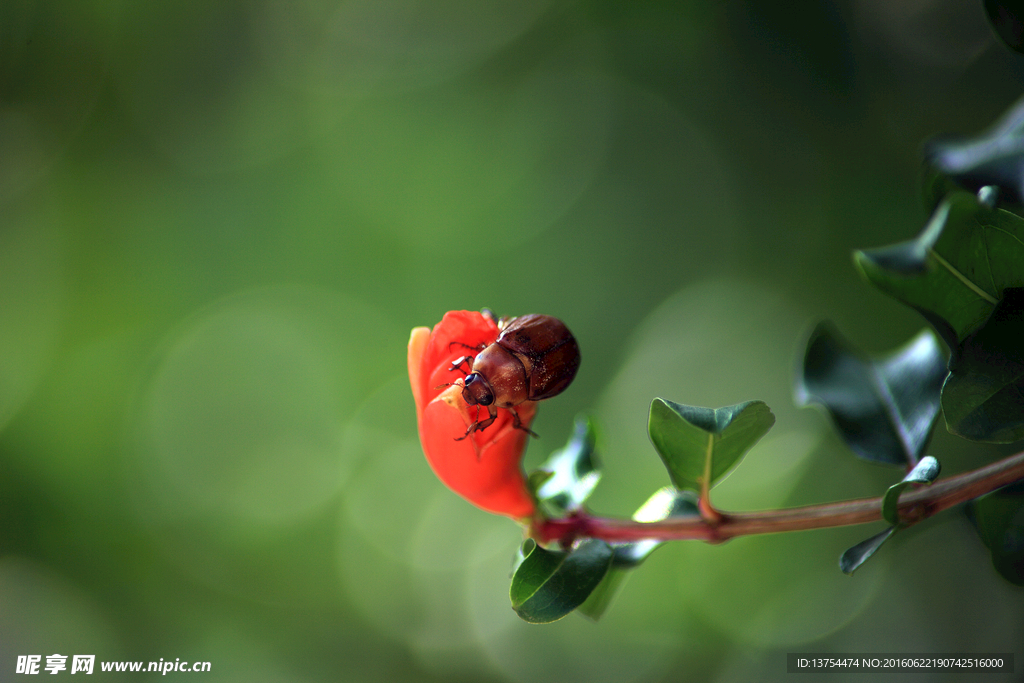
left=408, top=310, right=537, bottom=520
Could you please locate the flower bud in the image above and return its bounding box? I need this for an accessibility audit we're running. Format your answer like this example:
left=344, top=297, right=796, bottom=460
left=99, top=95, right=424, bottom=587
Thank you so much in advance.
left=409, top=311, right=537, bottom=520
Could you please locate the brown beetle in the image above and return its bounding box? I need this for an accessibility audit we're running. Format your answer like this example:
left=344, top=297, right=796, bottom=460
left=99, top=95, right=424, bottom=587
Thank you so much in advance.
left=448, top=313, right=580, bottom=439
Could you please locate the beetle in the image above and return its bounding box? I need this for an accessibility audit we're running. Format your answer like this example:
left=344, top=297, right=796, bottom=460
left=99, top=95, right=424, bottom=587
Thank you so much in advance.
left=447, top=313, right=580, bottom=440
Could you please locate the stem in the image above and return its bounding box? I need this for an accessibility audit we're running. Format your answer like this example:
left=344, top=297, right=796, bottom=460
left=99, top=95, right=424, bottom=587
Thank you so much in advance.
left=697, top=432, right=723, bottom=524
left=532, top=450, right=1024, bottom=546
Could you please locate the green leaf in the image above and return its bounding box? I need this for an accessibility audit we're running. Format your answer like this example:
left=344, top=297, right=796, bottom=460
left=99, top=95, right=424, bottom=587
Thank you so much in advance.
left=510, top=538, right=614, bottom=624
left=527, top=469, right=555, bottom=495
left=575, top=568, right=629, bottom=622
left=881, top=456, right=941, bottom=525
left=925, top=95, right=1024, bottom=204
left=841, top=456, right=941, bottom=573
left=648, top=399, right=775, bottom=496
left=530, top=416, right=601, bottom=518
left=985, top=1, right=1024, bottom=54
left=942, top=288, right=1024, bottom=443
left=977, top=185, right=1001, bottom=209
left=967, top=481, right=1024, bottom=585
left=840, top=527, right=895, bottom=575
left=854, top=190, right=1024, bottom=349
left=796, top=323, right=946, bottom=466
left=576, top=488, right=699, bottom=621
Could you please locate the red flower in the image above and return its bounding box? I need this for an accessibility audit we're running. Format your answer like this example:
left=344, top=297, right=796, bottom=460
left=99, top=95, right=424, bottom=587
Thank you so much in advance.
left=408, top=310, right=537, bottom=520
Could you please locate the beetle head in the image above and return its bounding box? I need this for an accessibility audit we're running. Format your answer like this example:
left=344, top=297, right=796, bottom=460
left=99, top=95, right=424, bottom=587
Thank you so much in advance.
left=462, top=373, right=494, bottom=406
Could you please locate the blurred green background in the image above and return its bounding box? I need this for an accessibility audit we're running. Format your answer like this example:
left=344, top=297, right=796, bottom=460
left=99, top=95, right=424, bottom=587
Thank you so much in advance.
left=2, top=1, right=1024, bottom=681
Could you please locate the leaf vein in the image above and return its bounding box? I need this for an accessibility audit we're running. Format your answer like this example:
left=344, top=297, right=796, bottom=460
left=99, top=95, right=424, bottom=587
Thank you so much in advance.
left=981, top=223, right=999, bottom=295
left=928, top=248, right=998, bottom=304
left=984, top=223, right=1024, bottom=251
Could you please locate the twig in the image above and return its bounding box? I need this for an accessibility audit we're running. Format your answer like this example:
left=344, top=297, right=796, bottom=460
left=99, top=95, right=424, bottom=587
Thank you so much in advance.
left=532, top=450, right=1024, bottom=545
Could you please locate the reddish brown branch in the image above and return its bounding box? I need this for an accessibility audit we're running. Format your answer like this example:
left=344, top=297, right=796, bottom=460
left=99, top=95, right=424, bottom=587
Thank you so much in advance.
left=532, top=450, right=1024, bottom=546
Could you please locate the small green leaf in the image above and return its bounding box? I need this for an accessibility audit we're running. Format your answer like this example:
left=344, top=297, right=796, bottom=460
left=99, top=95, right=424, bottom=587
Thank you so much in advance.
left=530, top=416, right=601, bottom=518
left=881, top=456, right=941, bottom=525
left=510, top=539, right=614, bottom=624
left=942, top=288, right=1024, bottom=443
left=968, top=481, right=1024, bottom=585
left=527, top=469, right=555, bottom=494
left=840, top=527, right=895, bottom=575
left=854, top=190, right=1024, bottom=350
left=925, top=94, right=1024, bottom=203
left=842, top=456, right=941, bottom=573
left=796, top=323, right=946, bottom=466
left=576, top=488, right=699, bottom=621
left=977, top=185, right=1001, bottom=209
left=648, top=399, right=775, bottom=496
left=575, top=568, right=629, bottom=622
left=985, top=1, right=1024, bottom=54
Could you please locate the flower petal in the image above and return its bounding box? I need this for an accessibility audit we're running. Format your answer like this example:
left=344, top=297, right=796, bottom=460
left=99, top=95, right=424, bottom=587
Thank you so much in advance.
left=420, top=386, right=536, bottom=519
left=408, top=326, right=430, bottom=413
left=420, top=310, right=499, bottom=407
left=409, top=311, right=538, bottom=520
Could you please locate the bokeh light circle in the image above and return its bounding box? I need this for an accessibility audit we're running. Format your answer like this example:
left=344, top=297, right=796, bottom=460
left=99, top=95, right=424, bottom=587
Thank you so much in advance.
left=133, top=287, right=358, bottom=525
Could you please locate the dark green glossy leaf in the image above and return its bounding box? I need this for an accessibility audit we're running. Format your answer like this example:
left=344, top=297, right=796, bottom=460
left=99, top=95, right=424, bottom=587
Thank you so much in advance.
left=510, top=538, right=614, bottom=624
left=985, top=1, right=1024, bottom=53
left=943, top=288, right=1024, bottom=443
left=575, top=567, right=628, bottom=622
left=920, top=169, right=963, bottom=213
left=841, top=456, right=940, bottom=572
left=977, top=185, right=1001, bottom=209
left=968, top=481, right=1024, bottom=585
left=530, top=416, right=601, bottom=518
left=881, top=456, right=941, bottom=525
left=925, top=95, right=1024, bottom=204
left=854, top=190, right=1024, bottom=350
left=840, top=527, right=895, bottom=575
left=796, top=323, right=946, bottom=466
left=921, top=182, right=1002, bottom=217
left=648, top=399, right=774, bottom=496
left=527, top=469, right=555, bottom=496
left=576, top=488, right=699, bottom=621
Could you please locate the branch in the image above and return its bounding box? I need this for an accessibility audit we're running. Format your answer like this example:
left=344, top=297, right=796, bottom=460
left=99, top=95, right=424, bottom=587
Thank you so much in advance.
left=532, top=450, right=1024, bottom=546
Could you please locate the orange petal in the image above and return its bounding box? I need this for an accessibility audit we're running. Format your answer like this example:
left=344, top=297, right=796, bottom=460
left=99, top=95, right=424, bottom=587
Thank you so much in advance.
left=420, top=386, right=536, bottom=520
left=408, top=326, right=430, bottom=414
left=421, top=311, right=499, bottom=406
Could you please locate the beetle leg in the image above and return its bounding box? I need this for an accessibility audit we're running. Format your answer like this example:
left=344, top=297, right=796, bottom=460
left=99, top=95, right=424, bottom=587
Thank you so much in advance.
left=454, top=404, right=497, bottom=441
left=448, top=355, right=474, bottom=375
left=448, top=341, right=486, bottom=353
left=509, top=407, right=538, bottom=438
